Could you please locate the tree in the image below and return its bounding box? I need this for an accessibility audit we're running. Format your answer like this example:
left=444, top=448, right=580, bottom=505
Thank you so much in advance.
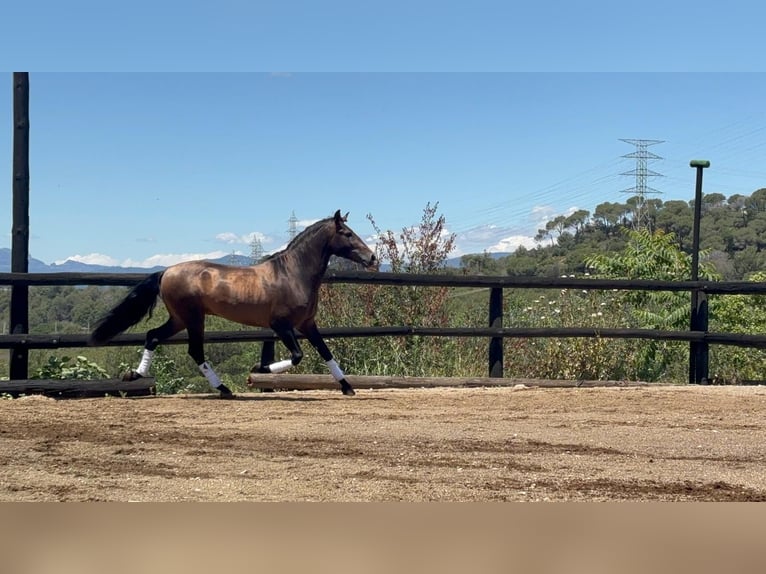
left=586, top=228, right=720, bottom=380
left=460, top=252, right=501, bottom=275
left=655, top=200, right=693, bottom=248
left=748, top=188, right=766, bottom=213
left=565, top=209, right=590, bottom=234
left=702, top=192, right=726, bottom=210
left=535, top=227, right=553, bottom=246
left=546, top=215, right=568, bottom=238
left=367, top=202, right=455, bottom=274
left=593, top=201, right=626, bottom=231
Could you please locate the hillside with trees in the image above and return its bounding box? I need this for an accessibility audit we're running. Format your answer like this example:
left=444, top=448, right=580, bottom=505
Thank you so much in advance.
left=462, top=189, right=766, bottom=280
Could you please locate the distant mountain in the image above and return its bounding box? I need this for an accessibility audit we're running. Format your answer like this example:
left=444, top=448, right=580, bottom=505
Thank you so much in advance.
left=0, top=248, right=253, bottom=274
left=44, top=260, right=167, bottom=274
left=0, top=248, right=51, bottom=273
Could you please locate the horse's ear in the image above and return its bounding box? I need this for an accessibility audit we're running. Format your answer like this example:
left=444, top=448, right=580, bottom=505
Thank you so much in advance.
left=333, top=210, right=343, bottom=230
left=343, top=211, right=349, bottom=222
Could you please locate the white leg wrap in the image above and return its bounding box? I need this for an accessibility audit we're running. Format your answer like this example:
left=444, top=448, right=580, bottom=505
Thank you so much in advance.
left=198, top=361, right=222, bottom=388
left=326, top=359, right=345, bottom=382
left=268, top=359, right=294, bottom=374
left=136, top=349, right=154, bottom=377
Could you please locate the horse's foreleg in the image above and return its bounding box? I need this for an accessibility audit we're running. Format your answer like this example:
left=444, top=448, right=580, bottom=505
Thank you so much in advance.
left=251, top=340, right=276, bottom=373
left=187, top=323, right=234, bottom=398
left=264, top=322, right=303, bottom=373
left=248, top=341, right=277, bottom=391
left=303, top=322, right=355, bottom=396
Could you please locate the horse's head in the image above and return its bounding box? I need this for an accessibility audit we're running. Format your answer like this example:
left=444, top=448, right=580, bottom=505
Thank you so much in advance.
left=330, top=210, right=378, bottom=270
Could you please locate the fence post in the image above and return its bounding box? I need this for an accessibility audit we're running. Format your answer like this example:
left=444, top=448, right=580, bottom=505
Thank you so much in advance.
left=488, top=287, right=503, bottom=377
left=689, top=159, right=710, bottom=384
left=10, top=73, right=30, bottom=380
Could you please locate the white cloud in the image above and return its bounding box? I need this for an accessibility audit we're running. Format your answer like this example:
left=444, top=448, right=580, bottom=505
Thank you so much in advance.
left=455, top=224, right=527, bottom=255
left=55, top=253, right=120, bottom=266
left=296, top=218, right=320, bottom=230
left=530, top=205, right=580, bottom=227
left=215, top=232, right=240, bottom=244
left=486, top=235, right=540, bottom=253
left=121, top=251, right=235, bottom=268
left=215, top=231, right=271, bottom=245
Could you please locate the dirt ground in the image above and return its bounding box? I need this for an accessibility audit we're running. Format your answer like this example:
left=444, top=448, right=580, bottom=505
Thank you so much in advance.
left=1, top=384, right=766, bottom=501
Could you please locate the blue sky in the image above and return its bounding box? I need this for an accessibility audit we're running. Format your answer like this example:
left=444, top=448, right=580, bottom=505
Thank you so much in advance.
left=2, top=3, right=766, bottom=268
left=4, top=1, right=765, bottom=72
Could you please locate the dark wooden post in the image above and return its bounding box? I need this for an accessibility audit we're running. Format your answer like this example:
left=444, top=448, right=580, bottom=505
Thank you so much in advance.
left=10, top=72, right=29, bottom=379
left=689, top=159, right=710, bottom=384
left=10, top=73, right=30, bottom=379
left=488, top=287, right=503, bottom=377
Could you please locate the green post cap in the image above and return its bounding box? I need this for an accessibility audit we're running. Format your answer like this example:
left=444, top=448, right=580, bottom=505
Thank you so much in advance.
left=690, top=160, right=711, bottom=168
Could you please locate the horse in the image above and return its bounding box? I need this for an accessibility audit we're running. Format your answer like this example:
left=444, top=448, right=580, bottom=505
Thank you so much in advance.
left=88, top=210, right=378, bottom=398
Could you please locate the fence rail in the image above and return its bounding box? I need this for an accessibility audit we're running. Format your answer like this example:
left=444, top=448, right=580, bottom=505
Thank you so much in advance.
left=5, top=270, right=766, bottom=294
left=4, top=270, right=766, bottom=384
left=3, top=325, right=766, bottom=349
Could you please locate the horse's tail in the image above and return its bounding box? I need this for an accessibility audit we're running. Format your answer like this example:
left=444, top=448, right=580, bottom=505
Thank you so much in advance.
left=88, top=271, right=164, bottom=346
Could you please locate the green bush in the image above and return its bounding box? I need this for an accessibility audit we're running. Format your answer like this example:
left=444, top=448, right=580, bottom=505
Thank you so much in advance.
left=33, top=355, right=109, bottom=380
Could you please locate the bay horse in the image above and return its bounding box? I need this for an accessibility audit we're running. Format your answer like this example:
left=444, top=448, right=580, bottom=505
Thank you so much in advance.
left=88, top=210, right=377, bottom=397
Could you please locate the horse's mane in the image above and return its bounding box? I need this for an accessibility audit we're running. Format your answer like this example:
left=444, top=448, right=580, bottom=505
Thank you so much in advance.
left=263, top=216, right=334, bottom=262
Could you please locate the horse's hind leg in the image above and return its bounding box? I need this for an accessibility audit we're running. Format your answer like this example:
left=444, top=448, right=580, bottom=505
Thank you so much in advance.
left=122, top=317, right=183, bottom=382
left=186, top=319, right=234, bottom=398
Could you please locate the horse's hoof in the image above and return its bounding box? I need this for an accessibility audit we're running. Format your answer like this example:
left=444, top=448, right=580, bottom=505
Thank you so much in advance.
left=340, top=381, right=356, bottom=396
left=218, top=383, right=235, bottom=399
left=122, top=370, right=142, bottom=382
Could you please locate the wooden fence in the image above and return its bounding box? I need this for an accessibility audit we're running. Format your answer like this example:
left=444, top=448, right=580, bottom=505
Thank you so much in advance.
left=4, top=269, right=766, bottom=388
